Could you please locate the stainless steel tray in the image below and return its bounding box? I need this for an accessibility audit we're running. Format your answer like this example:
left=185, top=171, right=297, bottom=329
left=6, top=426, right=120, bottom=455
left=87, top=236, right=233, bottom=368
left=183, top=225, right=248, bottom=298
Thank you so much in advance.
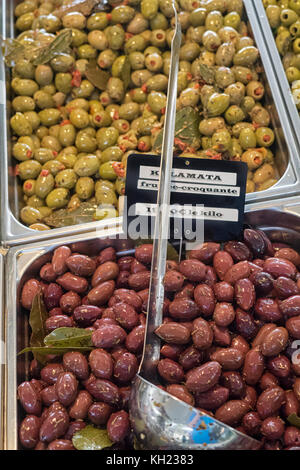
left=252, top=0, right=300, bottom=146
left=1, top=0, right=300, bottom=246
left=4, top=204, right=300, bottom=450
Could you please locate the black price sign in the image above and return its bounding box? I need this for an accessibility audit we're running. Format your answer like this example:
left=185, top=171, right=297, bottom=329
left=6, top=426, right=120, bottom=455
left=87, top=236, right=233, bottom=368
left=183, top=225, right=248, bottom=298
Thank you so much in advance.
left=124, top=154, right=248, bottom=242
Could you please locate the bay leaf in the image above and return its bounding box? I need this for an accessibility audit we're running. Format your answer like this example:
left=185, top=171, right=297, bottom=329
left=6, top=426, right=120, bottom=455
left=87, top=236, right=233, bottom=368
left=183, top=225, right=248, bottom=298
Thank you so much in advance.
left=167, top=242, right=180, bottom=262
left=121, top=55, right=131, bottom=91
left=153, top=106, right=201, bottom=152
left=198, top=64, right=216, bottom=85
left=44, top=327, right=93, bottom=348
left=44, top=202, right=98, bottom=228
left=85, top=62, right=110, bottom=91
left=32, top=29, right=73, bottom=66
left=18, top=345, right=93, bottom=358
left=72, top=425, right=113, bottom=450
left=53, top=0, right=100, bottom=18
left=1, top=37, right=26, bottom=67
left=29, top=292, right=48, bottom=363
left=288, top=413, right=300, bottom=429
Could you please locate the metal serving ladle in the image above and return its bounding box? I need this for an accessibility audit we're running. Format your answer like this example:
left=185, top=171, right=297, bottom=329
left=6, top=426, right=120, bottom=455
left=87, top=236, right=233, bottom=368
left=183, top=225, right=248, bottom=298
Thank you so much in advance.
left=129, top=2, right=260, bottom=451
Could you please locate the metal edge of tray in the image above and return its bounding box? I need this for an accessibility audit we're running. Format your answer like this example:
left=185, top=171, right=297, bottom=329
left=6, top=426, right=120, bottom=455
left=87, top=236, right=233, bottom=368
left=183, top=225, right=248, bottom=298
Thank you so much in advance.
left=244, top=0, right=300, bottom=200
left=4, top=222, right=130, bottom=450
left=1, top=0, right=300, bottom=246
left=4, top=201, right=300, bottom=450
left=252, top=0, right=300, bottom=147
left=0, top=0, right=125, bottom=247
left=0, top=251, right=5, bottom=450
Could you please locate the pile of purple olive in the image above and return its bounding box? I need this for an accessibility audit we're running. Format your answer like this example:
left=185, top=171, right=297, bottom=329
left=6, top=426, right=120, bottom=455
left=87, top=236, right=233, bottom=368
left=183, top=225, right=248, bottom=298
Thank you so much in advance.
left=19, top=229, right=300, bottom=450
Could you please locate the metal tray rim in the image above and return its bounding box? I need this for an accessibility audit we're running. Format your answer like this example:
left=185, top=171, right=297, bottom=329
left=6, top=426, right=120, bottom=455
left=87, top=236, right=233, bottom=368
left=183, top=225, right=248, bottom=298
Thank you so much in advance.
left=4, top=200, right=300, bottom=450
left=2, top=0, right=300, bottom=246
left=253, top=0, right=300, bottom=144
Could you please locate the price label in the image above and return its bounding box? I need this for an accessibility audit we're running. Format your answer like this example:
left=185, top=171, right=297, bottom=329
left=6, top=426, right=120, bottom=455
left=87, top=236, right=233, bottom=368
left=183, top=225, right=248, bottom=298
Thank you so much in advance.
left=124, top=154, right=247, bottom=242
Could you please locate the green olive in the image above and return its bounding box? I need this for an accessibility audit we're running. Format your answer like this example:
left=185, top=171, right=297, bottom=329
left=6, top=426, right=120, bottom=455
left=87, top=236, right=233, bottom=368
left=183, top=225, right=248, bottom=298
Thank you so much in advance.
left=106, top=77, right=125, bottom=102
left=20, top=206, right=42, bottom=225
left=56, top=154, right=77, bottom=170
left=76, top=177, right=95, bottom=200
left=75, top=130, right=98, bottom=153
left=101, top=146, right=123, bottom=162
left=241, top=149, right=264, bottom=170
left=92, top=110, right=113, bottom=128
left=38, top=108, right=61, bottom=127
left=119, top=102, right=140, bottom=121
left=35, top=65, right=53, bottom=86
left=34, top=91, right=55, bottom=109
left=141, top=0, right=159, bottom=20
left=46, top=188, right=69, bottom=209
left=145, top=74, right=168, bottom=92
left=199, top=117, right=226, bottom=136
left=62, top=12, right=86, bottom=30
left=106, top=25, right=126, bottom=51
left=35, top=171, right=55, bottom=199
left=69, top=108, right=90, bottom=129
left=239, top=127, right=257, bottom=150
left=233, top=46, right=259, bottom=67
left=225, top=105, right=246, bottom=125
left=34, top=147, right=55, bottom=164
left=95, top=187, right=118, bottom=206
left=99, top=161, right=119, bottom=181
left=13, top=142, right=33, bottom=161
left=18, top=160, right=42, bottom=180
left=16, top=12, right=34, bottom=31
left=74, top=154, right=100, bottom=176
left=50, top=54, right=76, bottom=72
left=211, top=129, right=231, bottom=152
left=77, top=43, right=97, bottom=60
left=179, top=87, right=200, bottom=107
left=55, top=73, right=72, bottom=94
left=87, top=12, right=109, bottom=30
left=255, top=127, right=275, bottom=147
left=95, top=180, right=115, bottom=192
left=23, top=179, right=36, bottom=197
left=11, top=78, right=39, bottom=96
left=43, top=160, right=66, bottom=176
left=147, top=91, right=167, bottom=114
left=10, top=112, right=33, bottom=136
left=206, top=93, right=230, bottom=117
left=94, top=205, right=119, bottom=220
left=12, top=96, right=35, bottom=113
left=114, top=177, right=126, bottom=195
left=58, top=123, right=76, bottom=147
left=55, top=169, right=78, bottom=189
left=72, top=79, right=95, bottom=99
left=96, top=127, right=119, bottom=150
left=111, top=5, right=135, bottom=24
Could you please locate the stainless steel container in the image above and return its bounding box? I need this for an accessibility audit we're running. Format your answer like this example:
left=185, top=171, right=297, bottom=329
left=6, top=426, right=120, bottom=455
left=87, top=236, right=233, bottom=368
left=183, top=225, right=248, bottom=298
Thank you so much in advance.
left=4, top=204, right=300, bottom=450
left=2, top=0, right=300, bottom=246
left=252, top=1, right=300, bottom=145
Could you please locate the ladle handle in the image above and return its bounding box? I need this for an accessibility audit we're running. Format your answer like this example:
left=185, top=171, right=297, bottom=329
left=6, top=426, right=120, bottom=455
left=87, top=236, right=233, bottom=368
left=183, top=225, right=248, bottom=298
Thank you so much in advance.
left=139, top=4, right=182, bottom=382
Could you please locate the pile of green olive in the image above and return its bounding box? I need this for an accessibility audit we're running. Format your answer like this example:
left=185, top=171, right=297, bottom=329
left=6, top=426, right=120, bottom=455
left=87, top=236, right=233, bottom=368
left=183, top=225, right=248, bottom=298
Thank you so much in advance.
left=264, top=0, right=300, bottom=111
left=10, top=0, right=279, bottom=231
